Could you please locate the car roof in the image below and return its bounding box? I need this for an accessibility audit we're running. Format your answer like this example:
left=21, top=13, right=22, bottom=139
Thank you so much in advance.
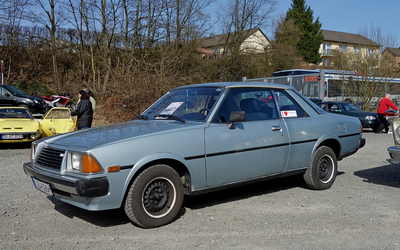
left=173, top=82, right=294, bottom=91
left=318, top=101, right=353, bottom=104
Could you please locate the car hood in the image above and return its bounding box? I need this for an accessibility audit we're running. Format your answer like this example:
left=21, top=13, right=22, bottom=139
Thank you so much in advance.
left=16, top=94, right=43, bottom=102
left=44, top=120, right=206, bottom=149
left=0, top=118, right=39, bottom=130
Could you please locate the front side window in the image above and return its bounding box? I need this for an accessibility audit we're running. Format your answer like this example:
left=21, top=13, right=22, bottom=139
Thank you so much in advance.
left=213, top=88, right=279, bottom=123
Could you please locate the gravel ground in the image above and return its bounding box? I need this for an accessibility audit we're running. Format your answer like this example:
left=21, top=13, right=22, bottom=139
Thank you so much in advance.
left=1, top=131, right=400, bottom=250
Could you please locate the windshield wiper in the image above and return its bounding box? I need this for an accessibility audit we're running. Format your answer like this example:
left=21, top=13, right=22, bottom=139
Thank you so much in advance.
left=136, top=115, right=149, bottom=120
left=154, top=114, right=186, bottom=123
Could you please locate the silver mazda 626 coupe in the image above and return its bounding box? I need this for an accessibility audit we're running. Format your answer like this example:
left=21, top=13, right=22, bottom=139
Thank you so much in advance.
left=24, top=82, right=366, bottom=228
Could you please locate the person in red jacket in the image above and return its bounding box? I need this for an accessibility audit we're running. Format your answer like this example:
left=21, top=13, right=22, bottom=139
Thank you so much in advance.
left=376, top=93, right=399, bottom=134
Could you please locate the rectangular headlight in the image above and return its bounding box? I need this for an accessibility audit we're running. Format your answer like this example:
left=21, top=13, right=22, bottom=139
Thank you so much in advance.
left=67, top=153, right=82, bottom=172
left=66, top=153, right=103, bottom=174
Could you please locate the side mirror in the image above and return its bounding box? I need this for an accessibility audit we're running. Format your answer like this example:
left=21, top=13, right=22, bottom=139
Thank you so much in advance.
left=5, top=93, right=11, bottom=97
left=228, top=111, right=245, bottom=129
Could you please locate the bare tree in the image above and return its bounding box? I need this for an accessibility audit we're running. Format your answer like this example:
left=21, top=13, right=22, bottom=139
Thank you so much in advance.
left=27, top=0, right=66, bottom=90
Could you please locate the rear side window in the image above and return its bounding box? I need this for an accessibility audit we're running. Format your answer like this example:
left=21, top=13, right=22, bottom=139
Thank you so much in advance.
left=273, top=90, right=308, bottom=118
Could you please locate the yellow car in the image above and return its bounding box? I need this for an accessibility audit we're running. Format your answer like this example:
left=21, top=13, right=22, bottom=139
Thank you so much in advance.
left=40, top=107, right=76, bottom=137
left=0, top=107, right=41, bottom=143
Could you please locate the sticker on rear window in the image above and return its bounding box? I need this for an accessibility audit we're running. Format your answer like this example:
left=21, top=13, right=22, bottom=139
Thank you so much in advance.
left=281, top=110, right=297, bottom=117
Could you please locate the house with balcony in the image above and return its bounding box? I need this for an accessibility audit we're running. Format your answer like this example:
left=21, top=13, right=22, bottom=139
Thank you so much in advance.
left=197, top=28, right=271, bottom=56
left=319, top=30, right=381, bottom=67
left=381, top=47, right=400, bottom=75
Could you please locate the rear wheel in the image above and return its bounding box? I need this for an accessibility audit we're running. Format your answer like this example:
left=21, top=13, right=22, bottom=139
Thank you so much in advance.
left=124, top=164, right=184, bottom=228
left=18, top=104, right=29, bottom=109
left=304, top=146, right=337, bottom=190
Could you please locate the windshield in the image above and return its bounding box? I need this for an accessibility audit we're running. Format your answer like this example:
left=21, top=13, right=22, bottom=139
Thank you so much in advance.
left=5, top=85, right=25, bottom=95
left=0, top=108, right=32, bottom=119
left=142, top=87, right=223, bottom=121
left=43, top=108, right=71, bottom=119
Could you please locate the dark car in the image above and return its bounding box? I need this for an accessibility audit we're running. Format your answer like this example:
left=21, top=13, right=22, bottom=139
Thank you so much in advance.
left=0, top=85, right=47, bottom=114
left=316, top=101, right=381, bottom=132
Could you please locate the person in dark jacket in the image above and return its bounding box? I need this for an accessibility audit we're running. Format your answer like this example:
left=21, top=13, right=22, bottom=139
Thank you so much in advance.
left=71, top=90, right=93, bottom=130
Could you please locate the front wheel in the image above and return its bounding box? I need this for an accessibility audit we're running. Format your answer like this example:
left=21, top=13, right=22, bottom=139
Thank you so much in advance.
left=124, top=164, right=184, bottom=228
left=303, top=146, right=337, bottom=190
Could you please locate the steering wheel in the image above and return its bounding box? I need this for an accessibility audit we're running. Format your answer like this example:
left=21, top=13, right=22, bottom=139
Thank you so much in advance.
left=199, top=108, right=210, bottom=115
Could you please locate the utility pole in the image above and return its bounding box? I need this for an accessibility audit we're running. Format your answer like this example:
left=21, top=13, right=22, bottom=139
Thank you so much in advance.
left=1, top=60, right=3, bottom=85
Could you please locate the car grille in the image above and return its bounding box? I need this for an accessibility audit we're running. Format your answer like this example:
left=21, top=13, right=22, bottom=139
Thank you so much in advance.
left=36, top=147, right=65, bottom=170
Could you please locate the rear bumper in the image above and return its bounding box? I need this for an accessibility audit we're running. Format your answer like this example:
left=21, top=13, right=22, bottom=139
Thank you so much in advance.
left=23, top=161, right=109, bottom=197
left=388, top=146, right=400, bottom=162
left=338, top=138, right=366, bottom=160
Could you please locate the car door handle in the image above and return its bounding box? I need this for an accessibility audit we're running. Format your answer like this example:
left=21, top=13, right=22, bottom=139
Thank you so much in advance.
left=271, top=125, right=281, bottom=131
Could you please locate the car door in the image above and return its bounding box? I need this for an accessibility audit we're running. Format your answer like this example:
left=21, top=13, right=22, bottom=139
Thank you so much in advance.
left=0, top=86, right=15, bottom=107
left=274, top=89, right=317, bottom=171
left=204, top=88, right=290, bottom=187
left=40, top=108, right=76, bottom=137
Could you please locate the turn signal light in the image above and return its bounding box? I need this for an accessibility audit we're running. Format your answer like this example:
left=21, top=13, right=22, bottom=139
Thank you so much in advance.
left=108, top=166, right=120, bottom=172
left=82, top=155, right=103, bottom=173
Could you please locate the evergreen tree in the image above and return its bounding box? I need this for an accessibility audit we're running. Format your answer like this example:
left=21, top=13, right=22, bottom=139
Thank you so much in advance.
left=285, top=0, right=324, bottom=64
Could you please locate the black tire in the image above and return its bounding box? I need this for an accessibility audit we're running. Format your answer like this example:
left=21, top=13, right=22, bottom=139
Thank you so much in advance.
left=303, top=146, right=337, bottom=190
left=124, top=164, right=184, bottom=228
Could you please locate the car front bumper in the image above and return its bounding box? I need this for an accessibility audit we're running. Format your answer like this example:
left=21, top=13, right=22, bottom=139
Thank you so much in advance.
left=0, top=132, right=41, bottom=143
left=23, top=161, right=109, bottom=198
left=29, top=104, right=47, bottom=114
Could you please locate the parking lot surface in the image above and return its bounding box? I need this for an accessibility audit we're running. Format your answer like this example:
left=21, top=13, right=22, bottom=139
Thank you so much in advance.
left=1, top=132, right=399, bottom=250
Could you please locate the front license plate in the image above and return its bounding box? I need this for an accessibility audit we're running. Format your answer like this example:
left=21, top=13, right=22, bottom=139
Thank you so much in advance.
left=1, top=134, right=23, bottom=139
left=31, top=177, right=53, bottom=196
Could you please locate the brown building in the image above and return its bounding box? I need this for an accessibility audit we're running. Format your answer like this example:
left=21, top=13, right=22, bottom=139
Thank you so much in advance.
left=197, top=28, right=271, bottom=56
left=381, top=47, right=400, bottom=75
left=319, top=30, right=381, bottom=67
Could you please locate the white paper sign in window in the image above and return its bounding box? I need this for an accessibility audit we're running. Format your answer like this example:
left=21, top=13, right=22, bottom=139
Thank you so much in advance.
left=281, top=110, right=297, bottom=118
left=159, top=102, right=183, bottom=116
